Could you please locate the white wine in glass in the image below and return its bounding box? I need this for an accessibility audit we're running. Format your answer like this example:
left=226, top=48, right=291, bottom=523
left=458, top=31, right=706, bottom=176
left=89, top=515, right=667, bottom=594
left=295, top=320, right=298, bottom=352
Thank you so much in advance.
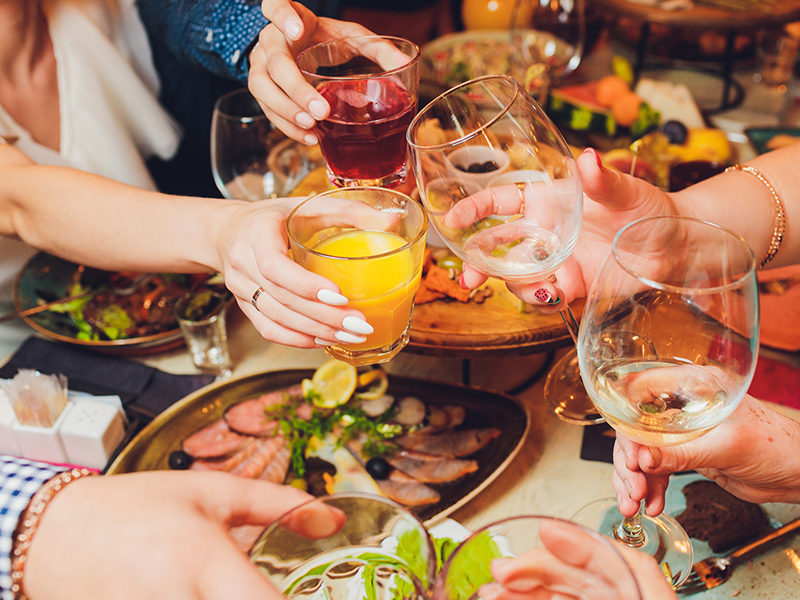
left=573, top=215, right=759, bottom=587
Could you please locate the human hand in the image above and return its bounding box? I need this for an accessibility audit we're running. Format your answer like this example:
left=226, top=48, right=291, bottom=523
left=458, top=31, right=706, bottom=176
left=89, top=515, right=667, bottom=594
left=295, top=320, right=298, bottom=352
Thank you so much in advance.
left=249, top=1, right=374, bottom=144
left=613, top=394, right=800, bottom=518
left=23, top=470, right=345, bottom=600
left=459, top=149, right=680, bottom=312
left=211, top=196, right=377, bottom=348
left=480, top=518, right=676, bottom=600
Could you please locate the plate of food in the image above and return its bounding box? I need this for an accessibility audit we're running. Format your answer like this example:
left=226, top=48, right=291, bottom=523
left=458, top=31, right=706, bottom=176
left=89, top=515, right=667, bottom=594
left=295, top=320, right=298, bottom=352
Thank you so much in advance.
left=13, top=252, right=228, bottom=354
left=107, top=362, right=530, bottom=524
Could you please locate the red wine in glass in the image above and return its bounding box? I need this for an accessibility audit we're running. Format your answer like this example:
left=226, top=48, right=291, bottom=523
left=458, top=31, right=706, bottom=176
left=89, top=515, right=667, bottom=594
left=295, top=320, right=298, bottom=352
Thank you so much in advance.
left=316, top=77, right=416, bottom=188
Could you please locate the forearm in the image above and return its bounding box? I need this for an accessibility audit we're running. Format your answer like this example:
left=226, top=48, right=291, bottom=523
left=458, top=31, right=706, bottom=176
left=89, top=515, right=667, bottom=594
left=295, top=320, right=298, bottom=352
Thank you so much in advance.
left=674, top=144, right=800, bottom=269
left=0, top=162, right=235, bottom=274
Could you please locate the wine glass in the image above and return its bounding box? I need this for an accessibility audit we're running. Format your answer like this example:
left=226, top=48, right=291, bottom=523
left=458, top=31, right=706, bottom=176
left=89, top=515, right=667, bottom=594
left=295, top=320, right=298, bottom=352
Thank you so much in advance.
left=510, top=0, right=586, bottom=91
left=571, top=215, right=759, bottom=587
left=296, top=36, right=419, bottom=189
left=249, top=492, right=436, bottom=600
left=211, top=88, right=287, bottom=200
left=434, top=515, right=643, bottom=600
left=407, top=74, right=592, bottom=418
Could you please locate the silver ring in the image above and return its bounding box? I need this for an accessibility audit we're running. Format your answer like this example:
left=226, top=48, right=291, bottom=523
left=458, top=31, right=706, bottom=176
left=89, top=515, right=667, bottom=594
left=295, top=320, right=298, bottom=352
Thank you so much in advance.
left=251, top=286, right=265, bottom=309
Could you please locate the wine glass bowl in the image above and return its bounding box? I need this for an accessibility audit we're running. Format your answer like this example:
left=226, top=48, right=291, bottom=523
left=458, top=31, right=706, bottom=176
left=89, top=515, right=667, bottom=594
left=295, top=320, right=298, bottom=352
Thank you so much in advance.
left=210, top=88, right=287, bottom=200
left=407, top=74, right=582, bottom=284
left=296, top=36, right=420, bottom=189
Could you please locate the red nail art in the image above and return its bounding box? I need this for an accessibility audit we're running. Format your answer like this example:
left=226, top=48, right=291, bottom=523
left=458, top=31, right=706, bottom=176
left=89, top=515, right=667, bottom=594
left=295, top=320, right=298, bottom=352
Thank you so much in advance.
left=583, top=147, right=603, bottom=169
left=534, top=288, right=552, bottom=303
left=459, top=273, right=468, bottom=289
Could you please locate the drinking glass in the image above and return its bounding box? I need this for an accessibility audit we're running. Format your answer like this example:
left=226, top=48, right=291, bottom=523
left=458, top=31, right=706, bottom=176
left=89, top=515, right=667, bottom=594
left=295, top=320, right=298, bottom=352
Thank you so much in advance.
left=287, top=187, right=427, bottom=366
left=174, top=292, right=233, bottom=378
left=510, top=0, right=586, bottom=88
left=250, top=492, right=436, bottom=600
left=211, top=88, right=286, bottom=200
left=434, top=516, right=642, bottom=600
left=296, top=36, right=420, bottom=189
left=572, top=216, right=759, bottom=587
left=407, top=74, right=589, bottom=418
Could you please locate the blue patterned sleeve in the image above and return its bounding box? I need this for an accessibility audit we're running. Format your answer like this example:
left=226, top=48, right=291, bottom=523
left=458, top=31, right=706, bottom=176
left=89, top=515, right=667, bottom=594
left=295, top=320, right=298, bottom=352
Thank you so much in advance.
left=135, top=0, right=269, bottom=84
left=0, top=456, right=65, bottom=600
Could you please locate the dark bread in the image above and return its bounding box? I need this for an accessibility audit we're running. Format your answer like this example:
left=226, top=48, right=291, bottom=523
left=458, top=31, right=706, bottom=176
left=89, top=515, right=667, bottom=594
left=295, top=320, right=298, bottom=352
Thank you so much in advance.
left=676, top=480, right=771, bottom=553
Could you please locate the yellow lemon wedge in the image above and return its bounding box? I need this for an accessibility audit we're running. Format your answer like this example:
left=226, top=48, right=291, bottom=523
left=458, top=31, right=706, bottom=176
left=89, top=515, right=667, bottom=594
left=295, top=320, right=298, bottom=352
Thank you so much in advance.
left=355, top=368, right=389, bottom=401
left=307, top=359, right=358, bottom=409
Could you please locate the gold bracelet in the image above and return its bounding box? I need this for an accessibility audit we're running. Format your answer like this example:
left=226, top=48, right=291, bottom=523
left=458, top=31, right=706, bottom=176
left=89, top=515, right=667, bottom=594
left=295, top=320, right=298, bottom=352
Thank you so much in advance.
left=10, top=468, right=94, bottom=600
left=725, top=164, right=786, bottom=269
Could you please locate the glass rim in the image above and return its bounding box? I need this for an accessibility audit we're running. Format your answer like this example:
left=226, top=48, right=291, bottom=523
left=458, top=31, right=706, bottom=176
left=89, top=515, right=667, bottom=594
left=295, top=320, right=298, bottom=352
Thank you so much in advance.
left=612, top=215, right=757, bottom=294
left=212, top=87, right=270, bottom=122
left=174, top=291, right=227, bottom=325
left=286, top=186, right=428, bottom=261
left=407, top=74, right=521, bottom=152
left=296, top=35, right=420, bottom=81
left=438, top=514, right=643, bottom=598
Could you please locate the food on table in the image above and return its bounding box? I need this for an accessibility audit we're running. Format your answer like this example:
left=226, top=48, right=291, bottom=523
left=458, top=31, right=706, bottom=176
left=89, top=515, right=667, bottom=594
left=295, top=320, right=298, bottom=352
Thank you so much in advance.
left=676, top=480, right=771, bottom=553
left=766, top=133, right=800, bottom=150
left=41, top=269, right=221, bottom=341
left=415, top=248, right=493, bottom=305
left=171, top=361, right=500, bottom=512
left=662, top=120, right=689, bottom=145
left=634, top=79, right=705, bottom=131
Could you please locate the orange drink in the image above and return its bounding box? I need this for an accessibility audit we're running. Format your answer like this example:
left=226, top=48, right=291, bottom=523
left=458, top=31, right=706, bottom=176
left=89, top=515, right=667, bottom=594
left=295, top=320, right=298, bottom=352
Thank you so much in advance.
left=288, top=187, right=427, bottom=365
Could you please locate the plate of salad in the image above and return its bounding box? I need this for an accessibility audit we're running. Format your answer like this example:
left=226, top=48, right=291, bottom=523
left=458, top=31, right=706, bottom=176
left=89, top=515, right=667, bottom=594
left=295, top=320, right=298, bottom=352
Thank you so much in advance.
left=13, top=252, right=228, bottom=354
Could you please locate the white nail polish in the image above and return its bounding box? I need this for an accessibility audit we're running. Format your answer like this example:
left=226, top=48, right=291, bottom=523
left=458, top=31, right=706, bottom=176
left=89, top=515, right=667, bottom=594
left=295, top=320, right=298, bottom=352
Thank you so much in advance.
left=314, top=337, right=335, bottom=347
left=342, top=316, right=374, bottom=335
left=285, top=19, right=302, bottom=40
left=317, top=289, right=348, bottom=306
left=304, top=133, right=318, bottom=146
left=335, top=330, right=367, bottom=344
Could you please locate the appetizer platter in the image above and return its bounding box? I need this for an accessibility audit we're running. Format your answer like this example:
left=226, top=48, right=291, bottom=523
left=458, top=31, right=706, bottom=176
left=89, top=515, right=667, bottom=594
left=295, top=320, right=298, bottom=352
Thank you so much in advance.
left=107, top=363, right=530, bottom=523
left=13, top=252, right=227, bottom=354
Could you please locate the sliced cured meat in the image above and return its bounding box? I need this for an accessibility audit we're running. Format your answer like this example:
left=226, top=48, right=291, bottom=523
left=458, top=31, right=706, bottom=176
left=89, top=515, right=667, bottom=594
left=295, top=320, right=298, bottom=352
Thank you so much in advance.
left=259, top=444, right=291, bottom=483
left=189, top=438, right=259, bottom=471
left=387, top=451, right=478, bottom=483
left=231, top=435, right=285, bottom=479
left=181, top=419, right=250, bottom=459
left=224, top=384, right=302, bottom=436
left=396, top=427, right=500, bottom=457
left=377, top=470, right=440, bottom=506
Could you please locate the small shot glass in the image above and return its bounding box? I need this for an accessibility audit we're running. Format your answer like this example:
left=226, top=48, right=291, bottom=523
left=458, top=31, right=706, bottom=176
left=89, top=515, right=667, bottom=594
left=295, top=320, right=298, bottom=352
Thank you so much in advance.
left=174, top=292, right=233, bottom=378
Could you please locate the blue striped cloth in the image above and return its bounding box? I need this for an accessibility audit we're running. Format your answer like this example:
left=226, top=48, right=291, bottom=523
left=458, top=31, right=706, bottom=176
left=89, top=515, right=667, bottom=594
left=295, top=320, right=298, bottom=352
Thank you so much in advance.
left=0, top=456, right=64, bottom=600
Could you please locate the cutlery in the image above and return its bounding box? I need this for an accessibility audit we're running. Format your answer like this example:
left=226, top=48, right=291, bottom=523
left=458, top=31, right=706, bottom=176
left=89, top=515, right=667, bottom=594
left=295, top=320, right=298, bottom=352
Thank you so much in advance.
left=677, top=516, right=800, bottom=595
left=0, top=273, right=154, bottom=324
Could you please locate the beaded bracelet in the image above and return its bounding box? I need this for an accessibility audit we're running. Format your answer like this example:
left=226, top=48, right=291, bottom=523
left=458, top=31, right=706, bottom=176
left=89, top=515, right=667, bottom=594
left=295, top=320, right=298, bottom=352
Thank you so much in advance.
left=10, top=468, right=94, bottom=600
left=724, top=164, right=786, bottom=269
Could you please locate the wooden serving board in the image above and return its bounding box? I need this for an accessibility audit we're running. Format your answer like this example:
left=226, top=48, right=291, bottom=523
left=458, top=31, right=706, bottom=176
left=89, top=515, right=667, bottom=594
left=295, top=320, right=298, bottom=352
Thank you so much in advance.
left=407, top=279, right=583, bottom=357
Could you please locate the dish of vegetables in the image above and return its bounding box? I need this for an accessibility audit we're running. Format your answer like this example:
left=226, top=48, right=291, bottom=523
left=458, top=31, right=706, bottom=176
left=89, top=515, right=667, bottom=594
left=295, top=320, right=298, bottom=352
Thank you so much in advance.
left=13, top=252, right=228, bottom=353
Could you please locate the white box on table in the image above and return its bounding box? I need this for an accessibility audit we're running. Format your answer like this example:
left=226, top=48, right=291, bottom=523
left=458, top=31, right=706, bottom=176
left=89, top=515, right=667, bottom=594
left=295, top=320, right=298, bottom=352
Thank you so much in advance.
left=0, top=389, right=21, bottom=455
left=58, top=399, right=126, bottom=470
left=11, top=401, right=73, bottom=463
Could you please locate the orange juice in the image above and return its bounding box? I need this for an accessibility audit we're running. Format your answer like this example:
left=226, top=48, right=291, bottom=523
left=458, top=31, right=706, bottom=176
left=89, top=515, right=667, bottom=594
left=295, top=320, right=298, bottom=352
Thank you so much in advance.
left=310, top=230, right=422, bottom=351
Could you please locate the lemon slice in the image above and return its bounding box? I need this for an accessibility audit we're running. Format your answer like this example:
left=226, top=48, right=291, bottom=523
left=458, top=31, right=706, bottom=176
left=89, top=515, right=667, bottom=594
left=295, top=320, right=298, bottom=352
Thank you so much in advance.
left=307, top=359, right=357, bottom=409
left=355, top=369, right=389, bottom=401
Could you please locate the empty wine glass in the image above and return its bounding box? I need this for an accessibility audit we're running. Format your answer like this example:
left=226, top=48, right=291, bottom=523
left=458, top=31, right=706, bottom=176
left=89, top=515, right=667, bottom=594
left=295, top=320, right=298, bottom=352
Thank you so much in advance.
left=510, top=0, right=586, bottom=90
left=572, top=216, right=759, bottom=587
left=211, top=88, right=287, bottom=200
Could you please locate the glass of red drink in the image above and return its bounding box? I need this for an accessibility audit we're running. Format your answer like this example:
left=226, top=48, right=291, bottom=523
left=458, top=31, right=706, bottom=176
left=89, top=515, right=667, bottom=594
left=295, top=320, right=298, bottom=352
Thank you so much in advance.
left=297, top=36, right=420, bottom=189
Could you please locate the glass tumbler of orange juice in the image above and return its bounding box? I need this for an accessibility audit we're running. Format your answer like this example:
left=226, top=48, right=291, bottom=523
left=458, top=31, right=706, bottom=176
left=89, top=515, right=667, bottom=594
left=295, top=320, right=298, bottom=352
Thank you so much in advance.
left=287, top=187, right=428, bottom=365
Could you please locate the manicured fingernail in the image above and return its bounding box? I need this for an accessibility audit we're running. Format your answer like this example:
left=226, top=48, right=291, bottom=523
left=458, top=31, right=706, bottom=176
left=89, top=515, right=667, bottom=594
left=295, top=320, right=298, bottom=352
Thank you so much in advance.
left=533, top=288, right=560, bottom=305
left=296, top=112, right=314, bottom=128
left=342, top=316, right=374, bottom=335
left=308, top=100, right=327, bottom=120
left=317, top=289, right=348, bottom=306
left=459, top=273, right=468, bottom=289
left=314, top=337, right=335, bottom=346
left=335, top=330, right=367, bottom=344
left=583, top=147, right=603, bottom=169
left=304, top=133, right=318, bottom=145
left=285, top=19, right=302, bottom=40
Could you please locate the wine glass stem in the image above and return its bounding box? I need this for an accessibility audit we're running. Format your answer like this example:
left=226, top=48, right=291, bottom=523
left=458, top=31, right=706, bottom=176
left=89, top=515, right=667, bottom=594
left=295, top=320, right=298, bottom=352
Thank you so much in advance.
left=615, top=500, right=647, bottom=548
left=547, top=274, right=579, bottom=344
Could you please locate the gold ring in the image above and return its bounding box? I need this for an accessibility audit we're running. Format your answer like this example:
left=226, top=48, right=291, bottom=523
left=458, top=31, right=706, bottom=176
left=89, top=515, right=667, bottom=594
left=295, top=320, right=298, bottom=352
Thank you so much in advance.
left=251, top=286, right=265, bottom=309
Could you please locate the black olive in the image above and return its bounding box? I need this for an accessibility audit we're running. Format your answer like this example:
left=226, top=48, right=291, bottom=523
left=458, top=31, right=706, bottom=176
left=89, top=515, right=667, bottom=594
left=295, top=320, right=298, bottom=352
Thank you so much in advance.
left=168, top=450, right=193, bottom=470
left=662, top=120, right=688, bottom=145
left=365, top=457, right=392, bottom=480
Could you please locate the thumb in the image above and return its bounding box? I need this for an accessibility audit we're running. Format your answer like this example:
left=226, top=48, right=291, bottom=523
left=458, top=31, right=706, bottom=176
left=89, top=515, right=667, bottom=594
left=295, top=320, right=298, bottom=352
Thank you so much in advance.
left=639, top=445, right=696, bottom=476
left=577, top=149, right=658, bottom=212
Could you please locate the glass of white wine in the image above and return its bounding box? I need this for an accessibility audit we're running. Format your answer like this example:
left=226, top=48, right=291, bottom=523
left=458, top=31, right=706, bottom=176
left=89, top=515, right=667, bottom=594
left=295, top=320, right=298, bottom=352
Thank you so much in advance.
left=572, top=215, right=759, bottom=587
